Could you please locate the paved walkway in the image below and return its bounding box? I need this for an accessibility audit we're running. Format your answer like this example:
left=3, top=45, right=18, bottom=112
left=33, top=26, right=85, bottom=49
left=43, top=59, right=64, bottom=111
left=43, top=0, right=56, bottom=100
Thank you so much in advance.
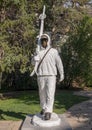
left=0, top=120, right=22, bottom=130
left=0, top=90, right=92, bottom=130
left=65, top=91, right=92, bottom=130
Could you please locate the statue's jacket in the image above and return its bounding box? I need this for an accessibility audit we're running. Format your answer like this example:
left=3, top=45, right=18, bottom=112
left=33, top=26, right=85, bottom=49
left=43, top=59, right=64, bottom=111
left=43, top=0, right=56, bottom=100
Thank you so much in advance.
left=33, top=35, right=64, bottom=80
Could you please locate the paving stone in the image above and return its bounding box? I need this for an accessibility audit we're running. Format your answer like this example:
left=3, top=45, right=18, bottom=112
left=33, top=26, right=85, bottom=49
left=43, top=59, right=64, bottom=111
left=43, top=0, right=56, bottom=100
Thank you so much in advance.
left=65, top=91, right=92, bottom=130
left=0, top=121, right=22, bottom=130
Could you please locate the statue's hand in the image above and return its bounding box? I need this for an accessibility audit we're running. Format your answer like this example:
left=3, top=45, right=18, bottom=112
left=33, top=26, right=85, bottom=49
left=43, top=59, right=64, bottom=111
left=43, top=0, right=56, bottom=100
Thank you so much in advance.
left=59, top=75, right=64, bottom=82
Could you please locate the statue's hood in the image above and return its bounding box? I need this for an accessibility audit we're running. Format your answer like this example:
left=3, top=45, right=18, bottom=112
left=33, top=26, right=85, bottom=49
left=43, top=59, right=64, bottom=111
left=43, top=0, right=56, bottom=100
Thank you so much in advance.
left=40, top=34, right=51, bottom=48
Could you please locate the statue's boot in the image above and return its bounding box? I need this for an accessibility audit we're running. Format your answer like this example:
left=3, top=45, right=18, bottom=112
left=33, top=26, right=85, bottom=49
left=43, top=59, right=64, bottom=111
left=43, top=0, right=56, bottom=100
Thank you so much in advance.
left=44, top=112, right=51, bottom=120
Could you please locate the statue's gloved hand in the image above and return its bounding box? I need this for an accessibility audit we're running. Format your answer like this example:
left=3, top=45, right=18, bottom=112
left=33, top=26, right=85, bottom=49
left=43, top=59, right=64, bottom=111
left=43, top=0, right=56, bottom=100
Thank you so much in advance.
left=59, top=75, right=64, bottom=82
left=34, top=55, right=40, bottom=61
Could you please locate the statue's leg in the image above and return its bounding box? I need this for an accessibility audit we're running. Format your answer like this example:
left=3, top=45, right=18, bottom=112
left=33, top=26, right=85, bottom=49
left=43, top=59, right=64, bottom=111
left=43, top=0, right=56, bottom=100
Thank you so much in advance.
left=37, top=76, right=46, bottom=111
left=45, top=76, right=56, bottom=113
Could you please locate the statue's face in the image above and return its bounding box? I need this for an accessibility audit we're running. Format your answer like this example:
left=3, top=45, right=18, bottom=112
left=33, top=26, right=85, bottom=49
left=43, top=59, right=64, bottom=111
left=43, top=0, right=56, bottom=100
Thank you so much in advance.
left=41, top=38, right=48, bottom=48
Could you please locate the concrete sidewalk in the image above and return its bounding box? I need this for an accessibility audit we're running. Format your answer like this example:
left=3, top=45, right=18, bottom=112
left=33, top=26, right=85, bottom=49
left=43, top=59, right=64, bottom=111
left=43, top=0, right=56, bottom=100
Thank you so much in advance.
left=0, top=120, right=22, bottom=130
left=65, top=91, right=92, bottom=130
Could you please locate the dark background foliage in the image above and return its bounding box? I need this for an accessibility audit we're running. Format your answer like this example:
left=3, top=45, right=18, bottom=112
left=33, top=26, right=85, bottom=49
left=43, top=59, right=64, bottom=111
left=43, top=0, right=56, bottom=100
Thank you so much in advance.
left=0, top=0, right=92, bottom=91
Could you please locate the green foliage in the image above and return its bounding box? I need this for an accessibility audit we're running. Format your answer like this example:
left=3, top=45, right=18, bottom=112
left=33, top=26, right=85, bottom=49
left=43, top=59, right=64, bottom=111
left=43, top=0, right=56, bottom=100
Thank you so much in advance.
left=0, top=0, right=40, bottom=89
left=61, top=16, right=92, bottom=87
left=0, top=0, right=92, bottom=89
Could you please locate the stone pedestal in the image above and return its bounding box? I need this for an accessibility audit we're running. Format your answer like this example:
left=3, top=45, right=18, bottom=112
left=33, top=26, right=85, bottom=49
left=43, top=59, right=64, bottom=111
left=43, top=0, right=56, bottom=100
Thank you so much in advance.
left=32, top=113, right=61, bottom=127
left=21, top=113, right=72, bottom=130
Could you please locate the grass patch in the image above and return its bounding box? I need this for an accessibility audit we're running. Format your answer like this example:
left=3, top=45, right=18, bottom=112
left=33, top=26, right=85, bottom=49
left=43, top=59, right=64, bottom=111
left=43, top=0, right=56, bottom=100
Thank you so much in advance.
left=0, top=90, right=89, bottom=120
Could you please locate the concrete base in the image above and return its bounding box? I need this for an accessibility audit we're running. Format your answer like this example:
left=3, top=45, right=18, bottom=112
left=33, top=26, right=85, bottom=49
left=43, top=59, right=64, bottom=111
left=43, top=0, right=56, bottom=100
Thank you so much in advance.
left=21, top=114, right=72, bottom=130
left=32, top=113, right=61, bottom=127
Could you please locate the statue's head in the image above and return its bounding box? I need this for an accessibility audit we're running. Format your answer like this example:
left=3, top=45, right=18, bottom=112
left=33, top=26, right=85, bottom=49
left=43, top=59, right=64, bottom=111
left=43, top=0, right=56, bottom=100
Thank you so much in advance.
left=40, top=34, right=51, bottom=48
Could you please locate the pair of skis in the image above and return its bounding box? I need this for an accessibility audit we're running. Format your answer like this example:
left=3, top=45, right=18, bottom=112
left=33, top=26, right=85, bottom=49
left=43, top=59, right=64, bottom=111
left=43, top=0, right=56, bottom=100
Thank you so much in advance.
left=36, top=5, right=46, bottom=53
left=30, top=5, right=46, bottom=76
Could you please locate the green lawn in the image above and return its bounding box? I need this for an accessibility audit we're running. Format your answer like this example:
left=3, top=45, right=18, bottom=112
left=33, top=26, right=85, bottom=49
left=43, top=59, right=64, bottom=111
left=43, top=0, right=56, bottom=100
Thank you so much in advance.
left=0, top=90, right=89, bottom=120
